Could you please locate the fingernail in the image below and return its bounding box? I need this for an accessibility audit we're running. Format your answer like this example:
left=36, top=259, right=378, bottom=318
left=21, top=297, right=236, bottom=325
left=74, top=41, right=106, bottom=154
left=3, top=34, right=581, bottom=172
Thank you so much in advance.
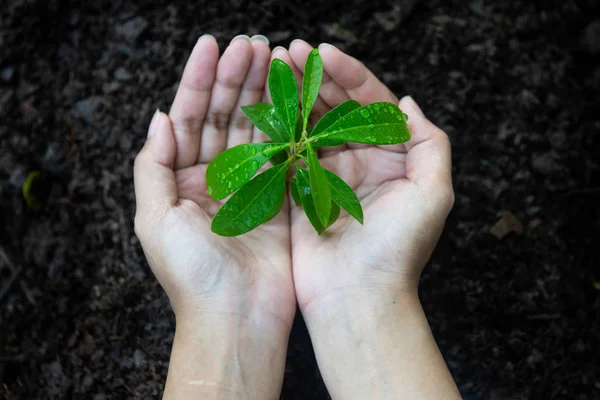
left=290, top=38, right=306, bottom=47
left=405, top=96, right=424, bottom=116
left=272, top=46, right=286, bottom=53
left=148, top=109, right=160, bottom=138
left=198, top=34, right=215, bottom=42
left=318, top=43, right=336, bottom=50
left=231, top=34, right=251, bottom=43
left=251, top=34, right=269, bottom=45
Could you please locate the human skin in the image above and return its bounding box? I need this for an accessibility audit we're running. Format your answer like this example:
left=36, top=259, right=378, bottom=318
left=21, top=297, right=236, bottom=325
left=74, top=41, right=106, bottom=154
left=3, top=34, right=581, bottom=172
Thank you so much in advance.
left=134, top=34, right=295, bottom=399
left=280, top=39, right=462, bottom=399
left=134, top=34, right=461, bottom=399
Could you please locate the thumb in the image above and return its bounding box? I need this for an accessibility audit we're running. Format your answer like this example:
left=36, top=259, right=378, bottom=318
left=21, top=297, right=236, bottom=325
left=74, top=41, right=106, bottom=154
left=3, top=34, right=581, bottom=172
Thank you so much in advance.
left=134, top=110, right=178, bottom=224
left=399, top=96, right=454, bottom=210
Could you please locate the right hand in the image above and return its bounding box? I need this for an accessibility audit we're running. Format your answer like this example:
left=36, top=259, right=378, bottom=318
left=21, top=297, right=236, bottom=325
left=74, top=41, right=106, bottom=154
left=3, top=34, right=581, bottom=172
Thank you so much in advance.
left=278, top=39, right=460, bottom=400
left=274, top=40, right=455, bottom=316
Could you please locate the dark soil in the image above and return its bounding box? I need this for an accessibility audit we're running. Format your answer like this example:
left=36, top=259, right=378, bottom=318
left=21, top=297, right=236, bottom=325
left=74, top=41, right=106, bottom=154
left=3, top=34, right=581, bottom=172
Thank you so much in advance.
left=1, top=0, right=599, bottom=399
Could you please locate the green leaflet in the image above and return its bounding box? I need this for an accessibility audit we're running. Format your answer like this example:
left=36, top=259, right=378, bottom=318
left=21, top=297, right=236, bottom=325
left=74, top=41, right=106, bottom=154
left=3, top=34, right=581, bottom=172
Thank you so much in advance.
left=269, top=59, right=299, bottom=141
left=306, top=142, right=331, bottom=226
left=310, top=102, right=411, bottom=146
left=310, top=100, right=360, bottom=137
left=296, top=169, right=340, bottom=234
left=241, top=103, right=287, bottom=143
left=290, top=178, right=301, bottom=206
left=211, top=164, right=287, bottom=236
left=206, top=143, right=288, bottom=200
left=323, top=169, right=363, bottom=224
left=328, top=202, right=341, bottom=228
left=301, top=49, right=323, bottom=132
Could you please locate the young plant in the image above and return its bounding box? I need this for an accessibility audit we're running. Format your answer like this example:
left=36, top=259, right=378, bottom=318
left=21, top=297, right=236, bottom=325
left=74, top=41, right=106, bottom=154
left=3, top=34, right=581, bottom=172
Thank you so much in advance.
left=206, top=49, right=410, bottom=236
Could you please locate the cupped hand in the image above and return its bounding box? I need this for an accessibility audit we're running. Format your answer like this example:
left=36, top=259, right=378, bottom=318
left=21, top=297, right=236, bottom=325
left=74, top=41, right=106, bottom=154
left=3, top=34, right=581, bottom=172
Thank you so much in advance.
left=276, top=41, right=455, bottom=314
left=133, top=35, right=295, bottom=330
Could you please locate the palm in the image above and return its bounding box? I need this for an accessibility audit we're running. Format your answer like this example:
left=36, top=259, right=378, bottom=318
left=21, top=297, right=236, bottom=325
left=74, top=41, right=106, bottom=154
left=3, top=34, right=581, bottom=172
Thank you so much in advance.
left=147, top=36, right=295, bottom=324
left=281, top=40, right=439, bottom=309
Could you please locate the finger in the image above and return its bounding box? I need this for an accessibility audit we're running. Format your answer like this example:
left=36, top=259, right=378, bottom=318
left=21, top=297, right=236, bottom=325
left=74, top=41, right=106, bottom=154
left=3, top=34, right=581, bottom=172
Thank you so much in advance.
left=169, top=35, right=219, bottom=169
left=318, top=43, right=398, bottom=106
left=227, top=36, right=271, bottom=148
left=401, top=96, right=453, bottom=206
left=287, top=39, right=333, bottom=121
left=198, top=35, right=254, bottom=163
left=134, top=111, right=178, bottom=223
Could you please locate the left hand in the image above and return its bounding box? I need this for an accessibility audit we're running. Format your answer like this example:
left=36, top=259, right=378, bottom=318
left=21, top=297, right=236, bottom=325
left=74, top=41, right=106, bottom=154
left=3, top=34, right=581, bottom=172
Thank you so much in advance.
left=133, top=35, right=296, bottom=399
left=134, top=35, right=296, bottom=326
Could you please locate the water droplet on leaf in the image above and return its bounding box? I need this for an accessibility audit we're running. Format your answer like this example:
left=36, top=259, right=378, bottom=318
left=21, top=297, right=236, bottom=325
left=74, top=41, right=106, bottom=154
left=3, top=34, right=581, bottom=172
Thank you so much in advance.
left=360, top=109, right=370, bottom=118
left=243, top=144, right=249, bottom=152
left=227, top=181, right=233, bottom=188
left=373, top=103, right=380, bottom=110
left=250, top=147, right=257, bottom=156
left=251, top=160, right=260, bottom=169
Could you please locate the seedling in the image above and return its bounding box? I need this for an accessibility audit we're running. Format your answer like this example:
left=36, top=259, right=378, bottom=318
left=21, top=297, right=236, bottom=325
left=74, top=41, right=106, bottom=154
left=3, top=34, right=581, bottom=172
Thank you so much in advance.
left=206, top=49, right=410, bottom=236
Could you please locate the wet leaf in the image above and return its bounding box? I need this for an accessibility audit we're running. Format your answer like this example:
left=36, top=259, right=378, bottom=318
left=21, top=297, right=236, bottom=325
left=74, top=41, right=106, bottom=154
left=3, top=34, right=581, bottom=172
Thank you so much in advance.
left=324, top=169, right=363, bottom=224
left=241, top=102, right=288, bottom=143
left=269, top=58, right=299, bottom=141
left=328, top=202, right=340, bottom=227
left=306, top=142, right=331, bottom=226
left=311, top=102, right=410, bottom=146
left=296, top=169, right=339, bottom=234
left=302, top=49, right=323, bottom=131
left=310, top=99, right=360, bottom=137
left=206, top=143, right=288, bottom=200
left=290, top=178, right=301, bottom=206
left=211, top=164, right=287, bottom=236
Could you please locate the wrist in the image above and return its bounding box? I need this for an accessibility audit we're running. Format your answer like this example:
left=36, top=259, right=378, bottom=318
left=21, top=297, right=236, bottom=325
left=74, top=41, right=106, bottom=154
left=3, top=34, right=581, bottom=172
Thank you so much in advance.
left=299, top=285, right=460, bottom=399
left=300, top=280, right=419, bottom=328
left=164, top=311, right=291, bottom=399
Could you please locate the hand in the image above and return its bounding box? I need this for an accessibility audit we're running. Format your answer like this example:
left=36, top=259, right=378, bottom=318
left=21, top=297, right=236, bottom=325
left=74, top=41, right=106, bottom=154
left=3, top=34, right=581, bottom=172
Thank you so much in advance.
left=279, top=40, right=454, bottom=313
left=279, top=40, right=459, bottom=399
left=134, top=35, right=295, bottom=399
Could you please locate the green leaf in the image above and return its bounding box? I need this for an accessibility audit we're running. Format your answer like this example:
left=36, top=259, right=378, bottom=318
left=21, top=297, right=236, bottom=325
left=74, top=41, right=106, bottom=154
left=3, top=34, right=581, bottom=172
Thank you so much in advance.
left=323, top=169, right=363, bottom=224
left=310, top=102, right=410, bottom=146
left=301, top=49, right=323, bottom=131
left=296, top=169, right=322, bottom=232
left=306, top=142, right=331, bottom=226
left=269, top=59, right=299, bottom=141
left=290, top=178, right=301, bottom=206
left=328, top=202, right=341, bottom=227
left=241, top=103, right=287, bottom=143
left=211, top=164, right=287, bottom=236
left=206, top=143, right=288, bottom=200
left=296, top=169, right=339, bottom=234
left=310, top=99, right=360, bottom=137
